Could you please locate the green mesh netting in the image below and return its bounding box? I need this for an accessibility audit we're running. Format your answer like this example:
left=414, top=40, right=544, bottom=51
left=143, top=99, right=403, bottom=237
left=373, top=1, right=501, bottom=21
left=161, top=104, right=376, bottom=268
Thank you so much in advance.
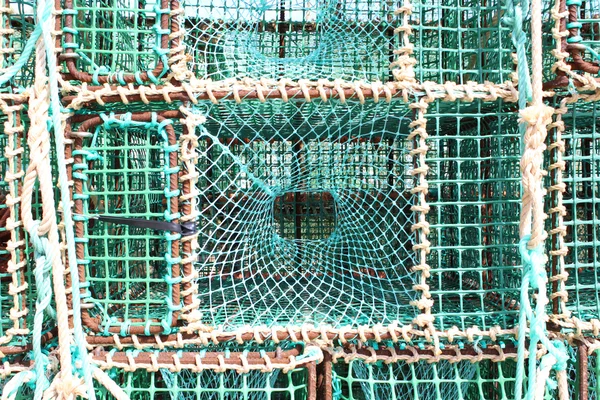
left=0, top=0, right=35, bottom=88
left=97, top=367, right=308, bottom=399
left=333, top=358, right=517, bottom=400
left=68, top=98, right=527, bottom=336
left=60, top=0, right=169, bottom=84
left=410, top=0, right=514, bottom=84
left=0, top=105, right=31, bottom=343
left=194, top=98, right=418, bottom=329
left=426, top=100, right=521, bottom=332
left=71, top=113, right=181, bottom=333
left=182, top=0, right=398, bottom=82
left=552, top=101, right=600, bottom=322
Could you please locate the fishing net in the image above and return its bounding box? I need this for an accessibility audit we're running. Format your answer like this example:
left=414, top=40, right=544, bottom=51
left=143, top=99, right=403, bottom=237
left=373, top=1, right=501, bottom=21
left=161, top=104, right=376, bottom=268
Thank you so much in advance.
left=332, top=358, right=518, bottom=400
left=194, top=97, right=418, bottom=329
left=59, top=0, right=170, bottom=84
left=181, top=0, right=399, bottom=82
left=0, top=0, right=35, bottom=89
left=410, top=0, right=514, bottom=84
left=97, top=366, right=308, bottom=399
left=68, top=111, right=187, bottom=335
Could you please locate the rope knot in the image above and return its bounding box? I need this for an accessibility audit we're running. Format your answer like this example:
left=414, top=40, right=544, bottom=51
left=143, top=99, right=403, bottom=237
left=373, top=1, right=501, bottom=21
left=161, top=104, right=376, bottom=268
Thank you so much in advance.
left=519, top=236, right=546, bottom=290
left=42, top=373, right=87, bottom=400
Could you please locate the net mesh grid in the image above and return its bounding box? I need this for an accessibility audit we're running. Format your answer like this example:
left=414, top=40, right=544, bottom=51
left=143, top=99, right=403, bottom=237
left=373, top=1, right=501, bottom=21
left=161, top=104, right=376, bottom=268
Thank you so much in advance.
left=62, top=95, right=529, bottom=342
left=425, top=99, right=522, bottom=333
left=548, top=99, right=600, bottom=324
left=94, top=367, right=308, bottom=400
left=0, top=101, right=34, bottom=349
left=332, top=358, right=520, bottom=400
left=59, top=0, right=172, bottom=84
left=68, top=111, right=186, bottom=335
left=54, top=0, right=526, bottom=85
left=193, top=97, right=419, bottom=330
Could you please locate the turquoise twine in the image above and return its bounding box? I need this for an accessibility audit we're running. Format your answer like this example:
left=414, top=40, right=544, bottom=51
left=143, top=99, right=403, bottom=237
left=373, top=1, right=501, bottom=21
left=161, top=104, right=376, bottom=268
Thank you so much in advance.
left=515, top=236, right=569, bottom=399
left=0, top=21, right=42, bottom=87
left=1, top=370, right=35, bottom=400
left=38, top=0, right=96, bottom=396
left=502, top=0, right=533, bottom=147
left=28, top=222, right=55, bottom=400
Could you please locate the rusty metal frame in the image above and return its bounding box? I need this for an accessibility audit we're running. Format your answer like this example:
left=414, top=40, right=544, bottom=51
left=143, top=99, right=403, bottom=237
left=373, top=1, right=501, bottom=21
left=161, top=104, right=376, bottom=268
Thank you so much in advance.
left=66, top=110, right=195, bottom=335
left=545, top=0, right=600, bottom=89
left=58, top=0, right=181, bottom=84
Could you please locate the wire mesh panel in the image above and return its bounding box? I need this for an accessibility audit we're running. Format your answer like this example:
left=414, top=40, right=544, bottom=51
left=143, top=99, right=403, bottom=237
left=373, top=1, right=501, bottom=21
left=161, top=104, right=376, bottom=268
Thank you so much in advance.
left=59, top=0, right=173, bottom=84
left=550, top=101, right=600, bottom=322
left=194, top=98, right=419, bottom=330
left=333, top=357, right=517, bottom=400
left=0, top=0, right=35, bottom=88
left=96, top=366, right=310, bottom=399
left=426, top=100, right=522, bottom=333
left=0, top=101, right=30, bottom=348
left=181, top=0, right=399, bottom=82
left=409, top=0, right=514, bottom=84
left=68, top=112, right=185, bottom=335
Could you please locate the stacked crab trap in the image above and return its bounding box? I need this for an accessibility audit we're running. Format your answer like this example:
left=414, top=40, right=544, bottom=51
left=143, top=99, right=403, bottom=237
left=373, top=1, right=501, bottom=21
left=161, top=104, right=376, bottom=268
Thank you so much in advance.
left=1, top=0, right=600, bottom=398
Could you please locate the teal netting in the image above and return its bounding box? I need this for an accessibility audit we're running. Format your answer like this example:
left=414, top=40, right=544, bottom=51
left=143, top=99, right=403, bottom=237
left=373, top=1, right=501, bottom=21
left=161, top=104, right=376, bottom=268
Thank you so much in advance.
left=182, top=0, right=399, bottom=82
left=333, top=358, right=517, bottom=400
left=427, top=100, right=522, bottom=332
left=410, top=0, right=514, bottom=84
left=552, top=101, right=600, bottom=322
left=60, top=0, right=169, bottom=84
left=194, top=98, right=419, bottom=329
left=97, top=367, right=309, bottom=399
left=70, top=113, right=181, bottom=334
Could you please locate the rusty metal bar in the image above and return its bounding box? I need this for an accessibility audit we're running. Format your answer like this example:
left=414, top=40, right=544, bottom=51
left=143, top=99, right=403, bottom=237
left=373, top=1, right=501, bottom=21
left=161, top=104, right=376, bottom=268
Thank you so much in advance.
left=61, top=85, right=407, bottom=107
left=307, top=361, right=317, bottom=400
left=579, top=341, right=589, bottom=400
left=316, top=351, right=333, bottom=400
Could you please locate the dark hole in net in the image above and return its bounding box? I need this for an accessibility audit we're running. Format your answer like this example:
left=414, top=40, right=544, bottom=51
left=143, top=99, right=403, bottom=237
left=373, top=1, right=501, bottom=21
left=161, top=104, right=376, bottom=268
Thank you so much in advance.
left=272, top=191, right=336, bottom=241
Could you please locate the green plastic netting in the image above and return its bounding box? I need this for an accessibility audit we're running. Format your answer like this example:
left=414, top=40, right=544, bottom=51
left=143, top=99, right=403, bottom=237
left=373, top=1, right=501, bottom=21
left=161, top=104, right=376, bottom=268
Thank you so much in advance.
left=182, top=0, right=399, bottom=82
left=426, top=100, right=521, bottom=332
left=552, top=101, right=600, bottom=322
left=333, top=358, right=517, bottom=400
left=54, top=0, right=529, bottom=84
left=67, top=97, right=526, bottom=336
left=70, top=112, right=183, bottom=333
left=97, top=366, right=309, bottom=399
left=410, top=0, right=514, bottom=84
left=60, top=0, right=169, bottom=84
left=195, top=98, right=418, bottom=329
